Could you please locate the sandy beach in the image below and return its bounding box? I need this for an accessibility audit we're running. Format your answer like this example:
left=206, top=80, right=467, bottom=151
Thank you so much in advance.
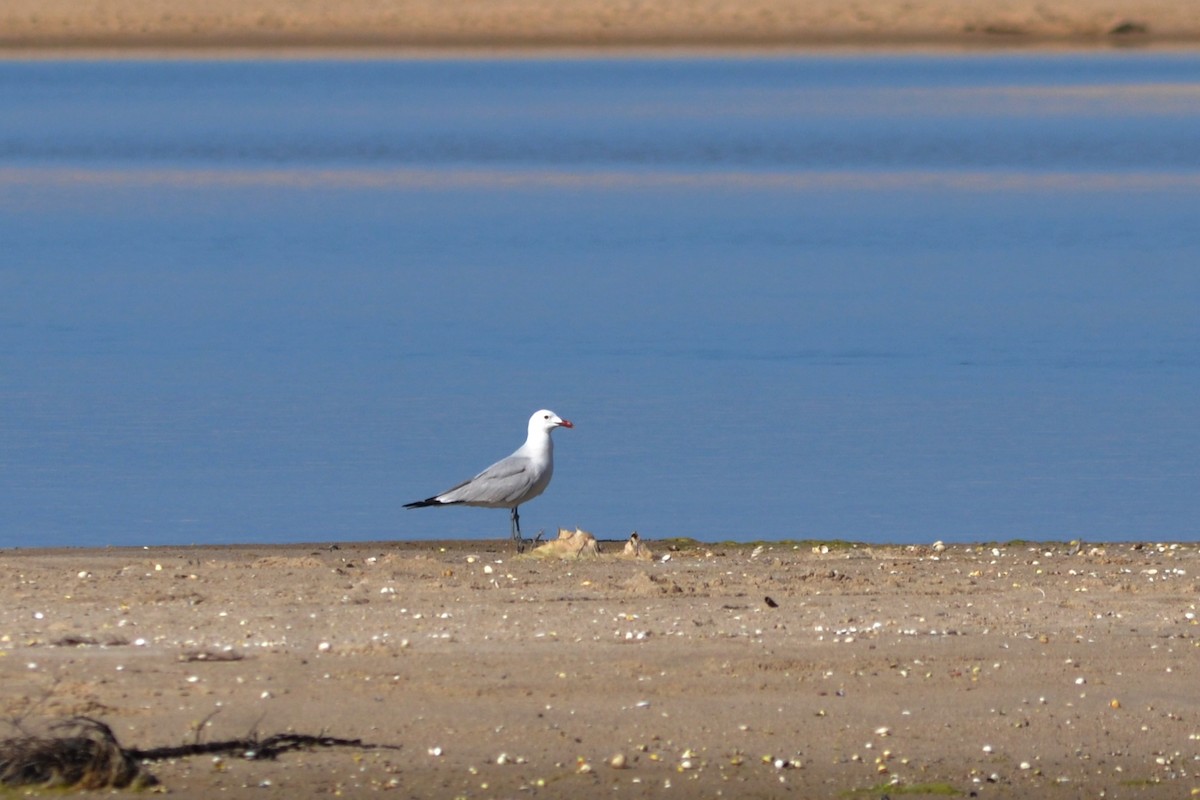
left=1, top=538, right=1197, bottom=797
left=2, top=0, right=1200, bottom=52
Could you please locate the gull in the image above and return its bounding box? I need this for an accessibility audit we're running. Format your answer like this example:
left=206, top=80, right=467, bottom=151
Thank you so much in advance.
left=405, top=409, right=574, bottom=551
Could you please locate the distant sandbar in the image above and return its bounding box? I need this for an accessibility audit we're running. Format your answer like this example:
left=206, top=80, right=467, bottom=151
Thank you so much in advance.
left=3, top=0, right=1199, bottom=53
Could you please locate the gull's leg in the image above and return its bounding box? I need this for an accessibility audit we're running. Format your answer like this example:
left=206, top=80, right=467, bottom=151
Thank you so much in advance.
left=511, top=507, right=523, bottom=553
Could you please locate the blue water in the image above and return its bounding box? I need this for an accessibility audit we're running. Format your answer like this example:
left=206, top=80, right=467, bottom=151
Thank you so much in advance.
left=1, top=54, right=1198, bottom=547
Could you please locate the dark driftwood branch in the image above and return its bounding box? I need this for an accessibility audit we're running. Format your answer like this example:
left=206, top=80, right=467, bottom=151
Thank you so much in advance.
left=131, top=731, right=398, bottom=761
left=0, top=717, right=401, bottom=791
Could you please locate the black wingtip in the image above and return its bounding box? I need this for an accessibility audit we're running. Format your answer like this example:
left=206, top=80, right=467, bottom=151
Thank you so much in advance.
left=404, top=498, right=463, bottom=509
left=404, top=498, right=439, bottom=509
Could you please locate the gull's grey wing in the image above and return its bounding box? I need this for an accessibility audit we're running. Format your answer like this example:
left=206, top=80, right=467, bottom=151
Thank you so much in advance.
left=437, top=454, right=537, bottom=507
